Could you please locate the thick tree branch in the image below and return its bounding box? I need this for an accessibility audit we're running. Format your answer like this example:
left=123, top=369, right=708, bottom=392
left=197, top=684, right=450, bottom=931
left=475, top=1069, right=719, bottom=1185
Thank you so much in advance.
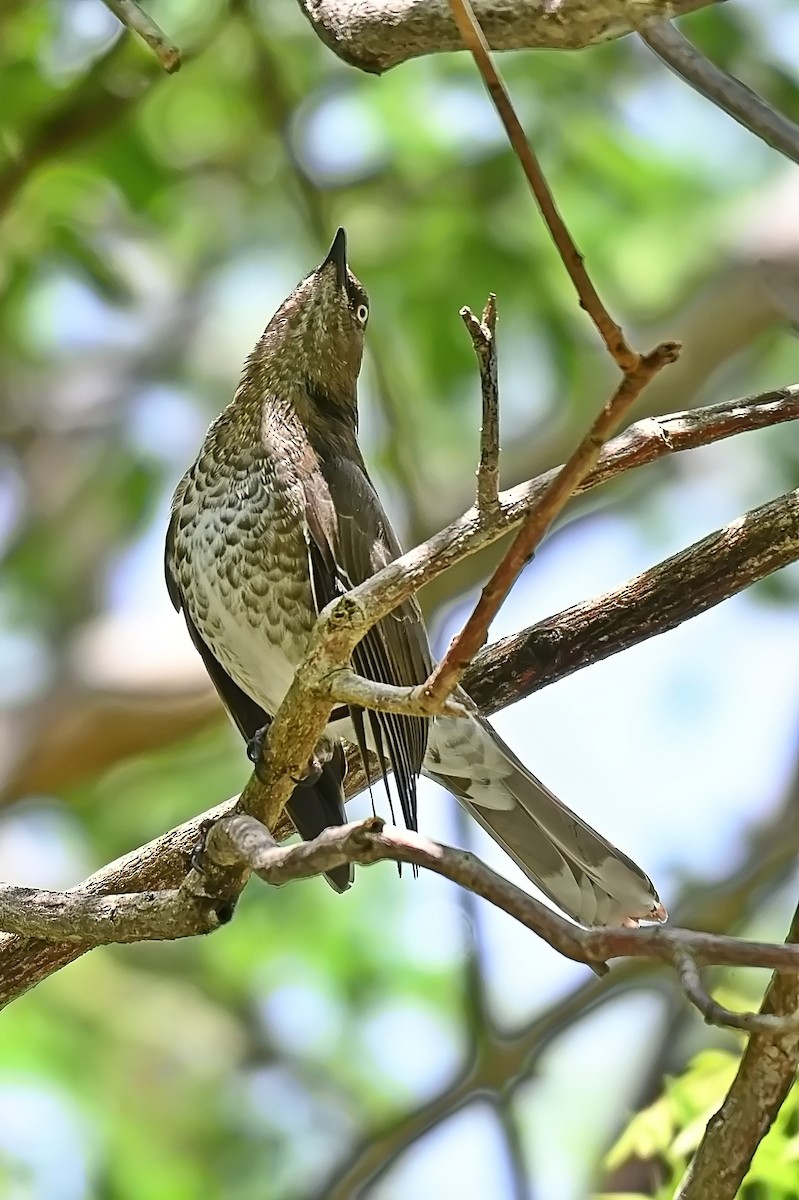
left=0, top=881, right=222, bottom=942
left=1, top=386, right=798, bottom=1005
left=296, top=0, right=715, bottom=75
left=677, top=903, right=799, bottom=1200
left=639, top=20, right=799, bottom=167
left=470, top=486, right=799, bottom=713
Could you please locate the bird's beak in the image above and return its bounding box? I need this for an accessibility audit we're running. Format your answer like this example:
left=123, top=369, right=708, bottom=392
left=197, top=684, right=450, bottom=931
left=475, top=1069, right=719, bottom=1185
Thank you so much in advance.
left=321, top=227, right=348, bottom=289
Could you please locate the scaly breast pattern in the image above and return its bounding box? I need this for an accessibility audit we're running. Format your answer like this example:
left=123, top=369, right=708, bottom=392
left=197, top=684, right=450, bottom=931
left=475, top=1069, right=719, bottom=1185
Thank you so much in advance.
left=170, top=449, right=316, bottom=716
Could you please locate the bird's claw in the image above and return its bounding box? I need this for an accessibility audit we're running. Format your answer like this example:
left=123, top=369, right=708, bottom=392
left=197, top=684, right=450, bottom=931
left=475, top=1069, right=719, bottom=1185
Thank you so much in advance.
left=246, top=726, right=271, bottom=784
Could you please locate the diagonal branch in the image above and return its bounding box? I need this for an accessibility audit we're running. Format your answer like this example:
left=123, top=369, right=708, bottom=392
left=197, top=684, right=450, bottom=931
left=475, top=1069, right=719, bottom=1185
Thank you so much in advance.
left=639, top=20, right=799, bottom=167
left=448, top=0, right=640, bottom=371
left=468, top=485, right=799, bottom=714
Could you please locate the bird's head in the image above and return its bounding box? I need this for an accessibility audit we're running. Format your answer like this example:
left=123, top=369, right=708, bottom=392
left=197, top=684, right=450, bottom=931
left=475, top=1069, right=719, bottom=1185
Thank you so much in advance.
left=252, top=228, right=369, bottom=416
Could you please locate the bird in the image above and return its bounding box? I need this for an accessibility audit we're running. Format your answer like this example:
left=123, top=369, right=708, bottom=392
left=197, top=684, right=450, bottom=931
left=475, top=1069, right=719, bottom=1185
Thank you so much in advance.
left=165, top=228, right=666, bottom=929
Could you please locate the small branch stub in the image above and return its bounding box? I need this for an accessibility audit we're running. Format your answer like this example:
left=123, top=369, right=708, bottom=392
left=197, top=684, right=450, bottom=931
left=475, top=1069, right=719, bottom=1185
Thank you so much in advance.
left=462, top=296, right=500, bottom=514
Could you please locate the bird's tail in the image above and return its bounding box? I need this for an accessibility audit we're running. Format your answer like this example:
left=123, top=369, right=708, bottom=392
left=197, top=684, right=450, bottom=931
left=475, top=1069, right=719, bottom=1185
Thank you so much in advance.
left=424, top=714, right=665, bottom=928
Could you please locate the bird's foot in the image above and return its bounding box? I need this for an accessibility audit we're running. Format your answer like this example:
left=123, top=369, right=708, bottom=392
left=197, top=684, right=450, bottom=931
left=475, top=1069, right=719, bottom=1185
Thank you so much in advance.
left=247, top=726, right=270, bottom=784
left=291, top=733, right=337, bottom=787
left=247, top=728, right=335, bottom=788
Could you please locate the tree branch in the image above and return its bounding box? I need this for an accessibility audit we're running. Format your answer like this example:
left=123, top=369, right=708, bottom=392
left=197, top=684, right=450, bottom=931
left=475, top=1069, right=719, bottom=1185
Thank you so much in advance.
left=674, top=947, right=799, bottom=1036
left=1, top=386, right=798, bottom=1005
left=9, top=812, right=799, bottom=1032
left=676, top=902, right=799, bottom=1200
left=324, top=753, right=799, bottom=1199
left=639, top=20, right=799, bottom=167
left=0, top=880, right=222, bottom=943
left=101, top=0, right=181, bottom=72
left=295, top=0, right=716, bottom=75
left=423, top=342, right=679, bottom=704
left=469, top=486, right=799, bottom=713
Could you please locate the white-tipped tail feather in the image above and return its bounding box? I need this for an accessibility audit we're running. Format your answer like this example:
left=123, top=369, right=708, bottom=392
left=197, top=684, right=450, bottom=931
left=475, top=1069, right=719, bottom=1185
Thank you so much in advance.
left=424, top=714, right=665, bottom=929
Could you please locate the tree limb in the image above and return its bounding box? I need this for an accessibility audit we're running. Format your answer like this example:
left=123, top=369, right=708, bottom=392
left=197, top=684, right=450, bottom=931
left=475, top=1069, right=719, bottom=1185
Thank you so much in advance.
left=324, top=752, right=799, bottom=1199
left=7, top=814, right=799, bottom=1015
left=0, top=880, right=222, bottom=943
left=639, top=20, right=799, bottom=167
left=469, top=486, right=799, bottom=713
left=295, top=0, right=716, bottom=75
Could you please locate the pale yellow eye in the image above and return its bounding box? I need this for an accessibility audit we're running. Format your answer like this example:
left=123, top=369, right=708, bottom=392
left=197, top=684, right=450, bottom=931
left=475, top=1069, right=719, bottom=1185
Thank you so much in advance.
left=356, top=304, right=369, bottom=325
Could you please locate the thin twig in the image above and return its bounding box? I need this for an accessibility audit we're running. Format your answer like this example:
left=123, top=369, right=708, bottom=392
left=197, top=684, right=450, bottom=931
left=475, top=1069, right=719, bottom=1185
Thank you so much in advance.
left=674, top=948, right=799, bottom=1035
left=447, top=0, right=639, bottom=370
left=462, top=296, right=501, bottom=513
left=102, top=0, right=181, bottom=72
left=423, top=341, right=680, bottom=704
left=639, top=20, right=799, bottom=168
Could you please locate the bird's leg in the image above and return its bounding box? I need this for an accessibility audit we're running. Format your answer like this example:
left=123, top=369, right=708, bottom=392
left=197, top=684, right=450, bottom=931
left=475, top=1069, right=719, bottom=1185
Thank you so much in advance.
left=246, top=725, right=270, bottom=783
left=246, top=726, right=335, bottom=788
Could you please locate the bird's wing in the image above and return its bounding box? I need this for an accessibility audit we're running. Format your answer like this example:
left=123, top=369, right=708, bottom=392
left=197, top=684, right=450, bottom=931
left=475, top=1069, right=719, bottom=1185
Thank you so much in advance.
left=164, top=502, right=352, bottom=891
left=301, top=453, right=433, bottom=830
